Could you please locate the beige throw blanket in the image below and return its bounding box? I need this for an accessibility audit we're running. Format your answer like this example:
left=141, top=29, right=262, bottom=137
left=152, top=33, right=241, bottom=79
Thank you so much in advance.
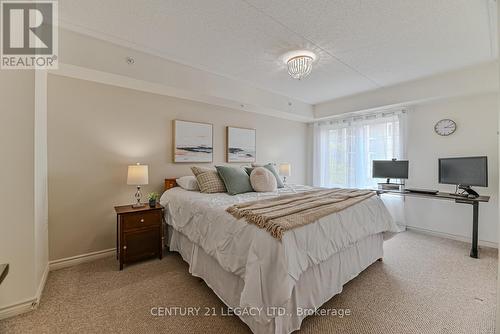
left=226, top=188, right=375, bottom=240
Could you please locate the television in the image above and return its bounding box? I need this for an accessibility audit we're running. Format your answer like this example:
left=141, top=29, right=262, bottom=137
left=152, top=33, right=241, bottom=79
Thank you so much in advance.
left=438, top=156, right=488, bottom=197
left=372, top=160, right=409, bottom=181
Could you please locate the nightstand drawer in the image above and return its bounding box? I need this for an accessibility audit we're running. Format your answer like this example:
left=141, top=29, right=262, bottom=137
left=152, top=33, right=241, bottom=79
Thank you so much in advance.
left=122, top=210, right=161, bottom=230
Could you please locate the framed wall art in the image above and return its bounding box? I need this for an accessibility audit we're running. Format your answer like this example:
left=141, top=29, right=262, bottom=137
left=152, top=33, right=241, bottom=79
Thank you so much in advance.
left=226, top=126, right=256, bottom=163
left=173, top=120, right=213, bottom=163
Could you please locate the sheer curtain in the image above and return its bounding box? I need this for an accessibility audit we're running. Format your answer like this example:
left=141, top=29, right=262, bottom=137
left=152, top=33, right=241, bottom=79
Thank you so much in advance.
left=312, top=110, right=408, bottom=227
left=313, top=110, right=407, bottom=189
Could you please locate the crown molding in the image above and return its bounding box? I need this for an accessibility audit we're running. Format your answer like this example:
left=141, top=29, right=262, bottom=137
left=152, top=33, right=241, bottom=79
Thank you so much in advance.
left=314, top=61, right=499, bottom=119
left=56, top=26, right=314, bottom=122
left=49, top=63, right=314, bottom=122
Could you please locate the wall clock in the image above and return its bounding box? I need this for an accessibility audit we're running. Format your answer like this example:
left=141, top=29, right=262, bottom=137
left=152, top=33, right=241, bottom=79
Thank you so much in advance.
left=434, top=119, right=457, bottom=136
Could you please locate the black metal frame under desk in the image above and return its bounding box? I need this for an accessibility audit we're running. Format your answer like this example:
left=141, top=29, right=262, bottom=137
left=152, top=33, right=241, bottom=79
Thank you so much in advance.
left=375, top=190, right=490, bottom=259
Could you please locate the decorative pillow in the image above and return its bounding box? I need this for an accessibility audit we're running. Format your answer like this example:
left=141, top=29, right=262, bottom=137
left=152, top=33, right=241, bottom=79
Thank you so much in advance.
left=191, top=167, right=226, bottom=193
left=215, top=166, right=253, bottom=195
left=176, top=176, right=200, bottom=191
left=245, top=163, right=284, bottom=188
left=250, top=167, right=277, bottom=192
left=244, top=166, right=254, bottom=175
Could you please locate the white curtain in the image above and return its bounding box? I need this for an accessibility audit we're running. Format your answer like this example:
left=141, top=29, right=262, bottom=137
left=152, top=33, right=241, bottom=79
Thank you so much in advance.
left=312, top=110, right=408, bottom=228
left=313, top=110, right=407, bottom=189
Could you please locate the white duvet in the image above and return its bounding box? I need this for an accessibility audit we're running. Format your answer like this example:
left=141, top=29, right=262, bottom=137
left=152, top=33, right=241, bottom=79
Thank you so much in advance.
left=160, top=185, right=400, bottom=323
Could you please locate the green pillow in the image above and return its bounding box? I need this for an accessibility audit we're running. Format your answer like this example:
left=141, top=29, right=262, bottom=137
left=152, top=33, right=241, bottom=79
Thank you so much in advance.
left=245, top=164, right=284, bottom=188
left=216, top=166, right=254, bottom=195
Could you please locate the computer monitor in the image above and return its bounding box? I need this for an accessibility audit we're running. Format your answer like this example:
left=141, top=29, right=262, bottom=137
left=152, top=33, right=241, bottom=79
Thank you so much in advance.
left=372, top=160, right=409, bottom=181
left=438, top=156, right=488, bottom=187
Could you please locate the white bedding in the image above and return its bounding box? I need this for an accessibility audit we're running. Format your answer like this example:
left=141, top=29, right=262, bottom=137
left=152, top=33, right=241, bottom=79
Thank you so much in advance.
left=160, top=185, right=400, bottom=324
left=169, top=226, right=383, bottom=334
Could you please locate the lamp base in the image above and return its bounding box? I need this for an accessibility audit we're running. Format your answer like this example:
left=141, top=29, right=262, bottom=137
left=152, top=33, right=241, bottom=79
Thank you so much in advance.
left=132, top=186, right=144, bottom=208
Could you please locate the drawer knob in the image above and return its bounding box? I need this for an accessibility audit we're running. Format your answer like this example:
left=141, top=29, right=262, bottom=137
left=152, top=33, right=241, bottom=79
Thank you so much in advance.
left=140, top=218, right=145, bottom=223
left=123, top=246, right=127, bottom=250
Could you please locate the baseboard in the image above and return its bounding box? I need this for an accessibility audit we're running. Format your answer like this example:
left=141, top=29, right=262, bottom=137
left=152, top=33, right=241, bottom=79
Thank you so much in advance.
left=0, top=262, right=49, bottom=321
left=49, top=248, right=115, bottom=271
left=35, top=263, right=49, bottom=304
left=0, top=298, right=38, bottom=321
left=406, top=226, right=498, bottom=249
left=1, top=249, right=114, bottom=320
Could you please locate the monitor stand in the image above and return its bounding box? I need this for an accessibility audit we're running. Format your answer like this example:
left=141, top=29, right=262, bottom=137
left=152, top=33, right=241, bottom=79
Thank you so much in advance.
left=449, top=185, right=479, bottom=198
left=378, top=179, right=404, bottom=191
left=458, top=185, right=479, bottom=198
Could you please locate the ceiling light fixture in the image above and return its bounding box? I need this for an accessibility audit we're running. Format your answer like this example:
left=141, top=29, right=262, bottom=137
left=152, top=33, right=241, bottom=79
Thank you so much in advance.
left=283, top=50, right=317, bottom=80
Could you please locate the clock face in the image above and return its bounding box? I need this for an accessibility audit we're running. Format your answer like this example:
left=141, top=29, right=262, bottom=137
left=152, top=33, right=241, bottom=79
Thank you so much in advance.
left=434, top=119, right=457, bottom=136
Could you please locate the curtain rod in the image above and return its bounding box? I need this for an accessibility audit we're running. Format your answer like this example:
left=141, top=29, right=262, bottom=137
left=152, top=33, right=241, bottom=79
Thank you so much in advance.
left=313, top=108, right=408, bottom=127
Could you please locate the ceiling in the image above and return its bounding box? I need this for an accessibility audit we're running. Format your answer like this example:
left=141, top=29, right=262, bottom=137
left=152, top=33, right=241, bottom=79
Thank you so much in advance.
left=59, top=0, right=497, bottom=105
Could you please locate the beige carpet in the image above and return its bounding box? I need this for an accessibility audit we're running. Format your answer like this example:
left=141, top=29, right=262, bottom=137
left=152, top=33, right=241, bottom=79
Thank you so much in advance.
left=1, top=230, right=497, bottom=334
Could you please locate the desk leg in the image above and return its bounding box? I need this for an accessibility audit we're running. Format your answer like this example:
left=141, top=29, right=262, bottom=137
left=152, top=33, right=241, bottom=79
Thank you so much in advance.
left=470, top=202, right=479, bottom=259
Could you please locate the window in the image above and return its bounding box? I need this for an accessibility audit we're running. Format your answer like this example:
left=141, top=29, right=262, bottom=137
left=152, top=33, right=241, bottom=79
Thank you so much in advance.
left=313, top=111, right=406, bottom=189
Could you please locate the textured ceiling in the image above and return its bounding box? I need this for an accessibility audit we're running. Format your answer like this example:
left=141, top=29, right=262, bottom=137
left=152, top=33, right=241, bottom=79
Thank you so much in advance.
left=59, top=0, right=497, bottom=104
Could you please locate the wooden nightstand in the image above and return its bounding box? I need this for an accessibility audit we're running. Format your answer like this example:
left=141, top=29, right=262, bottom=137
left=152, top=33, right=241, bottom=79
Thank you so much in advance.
left=114, top=203, right=164, bottom=270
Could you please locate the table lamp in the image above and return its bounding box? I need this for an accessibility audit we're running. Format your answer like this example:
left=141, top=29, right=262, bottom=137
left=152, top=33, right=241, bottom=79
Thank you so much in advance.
left=127, top=163, right=149, bottom=208
left=279, top=163, right=291, bottom=184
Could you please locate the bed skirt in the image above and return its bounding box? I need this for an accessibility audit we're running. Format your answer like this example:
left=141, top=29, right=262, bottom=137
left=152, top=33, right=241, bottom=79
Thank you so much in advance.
left=167, top=226, right=383, bottom=334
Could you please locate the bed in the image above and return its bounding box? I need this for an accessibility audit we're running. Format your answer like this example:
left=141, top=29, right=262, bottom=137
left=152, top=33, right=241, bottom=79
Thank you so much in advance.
left=159, top=183, right=400, bottom=334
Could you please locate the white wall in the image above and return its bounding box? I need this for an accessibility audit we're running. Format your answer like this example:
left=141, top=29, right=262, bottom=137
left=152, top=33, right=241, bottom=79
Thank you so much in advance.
left=309, top=92, right=498, bottom=245
left=47, top=74, right=308, bottom=261
left=496, top=3, right=500, bottom=331
left=0, top=71, right=37, bottom=310
left=0, top=70, right=49, bottom=317
left=405, top=93, right=498, bottom=244
left=34, top=71, right=49, bottom=290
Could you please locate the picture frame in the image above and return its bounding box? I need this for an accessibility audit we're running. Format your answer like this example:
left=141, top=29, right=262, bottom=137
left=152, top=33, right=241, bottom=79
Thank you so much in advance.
left=226, top=126, right=256, bottom=163
left=173, top=120, right=213, bottom=163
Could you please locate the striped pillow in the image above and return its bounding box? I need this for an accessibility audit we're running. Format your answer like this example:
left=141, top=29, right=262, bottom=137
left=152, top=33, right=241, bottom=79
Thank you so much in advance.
left=191, top=167, right=227, bottom=193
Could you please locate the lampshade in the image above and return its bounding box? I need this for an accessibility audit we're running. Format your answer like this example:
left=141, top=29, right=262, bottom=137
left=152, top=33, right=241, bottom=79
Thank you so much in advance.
left=279, top=163, right=291, bottom=177
left=127, top=163, right=149, bottom=185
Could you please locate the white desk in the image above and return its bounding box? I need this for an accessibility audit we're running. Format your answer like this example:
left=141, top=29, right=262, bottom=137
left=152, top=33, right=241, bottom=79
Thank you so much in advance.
left=375, top=190, right=490, bottom=259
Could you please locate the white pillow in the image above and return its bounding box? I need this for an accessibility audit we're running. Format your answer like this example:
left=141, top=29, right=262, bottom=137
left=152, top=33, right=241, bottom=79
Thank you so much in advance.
left=176, top=176, right=200, bottom=191
left=250, top=167, right=277, bottom=192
